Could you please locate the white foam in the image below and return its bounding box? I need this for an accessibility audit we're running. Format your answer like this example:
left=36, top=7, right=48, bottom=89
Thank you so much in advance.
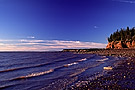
left=96, top=58, right=108, bottom=62
left=78, top=58, right=87, bottom=62
left=17, top=69, right=54, bottom=79
left=27, top=69, right=54, bottom=77
left=64, top=62, right=78, bottom=67
left=102, top=56, right=106, bottom=58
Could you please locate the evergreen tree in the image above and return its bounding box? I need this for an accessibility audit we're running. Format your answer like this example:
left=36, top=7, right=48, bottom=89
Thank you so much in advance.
left=110, top=34, right=113, bottom=41
left=107, top=27, right=135, bottom=42
left=120, top=29, right=125, bottom=41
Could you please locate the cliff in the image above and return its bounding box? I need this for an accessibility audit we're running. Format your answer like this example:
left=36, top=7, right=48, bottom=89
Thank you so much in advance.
left=106, top=40, right=135, bottom=49
left=106, top=27, right=135, bottom=49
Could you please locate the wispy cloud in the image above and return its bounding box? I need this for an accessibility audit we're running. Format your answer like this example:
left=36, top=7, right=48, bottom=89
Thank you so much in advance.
left=113, top=0, right=135, bottom=4
left=27, top=36, right=35, bottom=39
left=0, top=39, right=107, bottom=51
left=94, top=26, right=98, bottom=29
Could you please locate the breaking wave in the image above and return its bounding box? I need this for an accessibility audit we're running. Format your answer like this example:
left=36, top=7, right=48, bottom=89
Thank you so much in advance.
left=63, top=58, right=87, bottom=67
left=96, top=58, right=109, bottom=62
left=13, top=69, right=54, bottom=80
left=78, top=58, right=87, bottom=62
left=64, top=62, right=78, bottom=67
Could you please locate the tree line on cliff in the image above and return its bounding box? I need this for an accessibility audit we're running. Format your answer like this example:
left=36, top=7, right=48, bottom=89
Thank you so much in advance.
left=108, top=27, right=135, bottom=42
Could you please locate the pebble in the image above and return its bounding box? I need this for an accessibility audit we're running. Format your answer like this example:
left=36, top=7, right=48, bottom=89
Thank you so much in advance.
left=66, top=49, right=135, bottom=90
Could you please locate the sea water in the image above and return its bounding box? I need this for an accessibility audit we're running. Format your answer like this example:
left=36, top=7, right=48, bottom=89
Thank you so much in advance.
left=0, top=52, right=124, bottom=90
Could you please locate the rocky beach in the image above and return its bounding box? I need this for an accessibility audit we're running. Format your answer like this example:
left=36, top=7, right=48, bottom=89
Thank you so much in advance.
left=65, top=49, right=135, bottom=90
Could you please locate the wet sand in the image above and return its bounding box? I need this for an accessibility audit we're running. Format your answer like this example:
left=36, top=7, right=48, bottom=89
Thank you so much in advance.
left=66, top=49, right=135, bottom=90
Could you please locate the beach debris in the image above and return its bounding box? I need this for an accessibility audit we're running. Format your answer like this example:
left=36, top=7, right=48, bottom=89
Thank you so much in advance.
left=103, top=66, right=113, bottom=70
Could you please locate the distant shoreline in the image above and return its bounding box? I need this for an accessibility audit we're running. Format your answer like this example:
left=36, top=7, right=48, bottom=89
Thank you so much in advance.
left=62, top=48, right=135, bottom=57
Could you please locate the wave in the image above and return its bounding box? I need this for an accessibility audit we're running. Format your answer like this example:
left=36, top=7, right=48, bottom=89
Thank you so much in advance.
left=96, top=58, right=109, bottom=62
left=101, top=56, right=106, bottom=58
left=64, top=62, right=78, bottom=67
left=70, top=68, right=87, bottom=77
left=0, top=66, right=32, bottom=73
left=0, top=56, right=78, bottom=73
left=78, top=58, right=87, bottom=62
left=0, top=84, right=17, bottom=89
left=0, top=64, right=45, bottom=73
left=12, top=69, right=54, bottom=80
left=63, top=58, right=88, bottom=67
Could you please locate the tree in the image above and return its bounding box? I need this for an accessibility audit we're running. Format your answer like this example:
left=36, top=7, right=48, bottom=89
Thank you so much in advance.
left=107, top=27, right=135, bottom=42
left=115, top=29, right=120, bottom=41
left=120, top=29, right=125, bottom=41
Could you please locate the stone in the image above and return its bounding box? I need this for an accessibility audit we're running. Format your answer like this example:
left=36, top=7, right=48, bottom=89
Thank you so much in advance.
left=103, top=66, right=113, bottom=70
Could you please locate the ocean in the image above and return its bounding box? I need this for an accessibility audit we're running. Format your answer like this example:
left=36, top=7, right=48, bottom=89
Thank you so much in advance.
left=0, top=52, right=124, bottom=90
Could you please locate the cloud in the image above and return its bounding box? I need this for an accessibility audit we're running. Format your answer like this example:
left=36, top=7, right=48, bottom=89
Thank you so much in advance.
left=0, top=39, right=107, bottom=51
left=27, top=36, right=35, bottom=39
left=20, top=39, right=44, bottom=43
left=94, top=26, right=98, bottom=29
left=113, top=0, right=135, bottom=4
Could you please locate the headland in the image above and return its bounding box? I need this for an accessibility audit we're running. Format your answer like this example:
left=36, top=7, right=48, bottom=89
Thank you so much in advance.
left=64, top=27, right=135, bottom=89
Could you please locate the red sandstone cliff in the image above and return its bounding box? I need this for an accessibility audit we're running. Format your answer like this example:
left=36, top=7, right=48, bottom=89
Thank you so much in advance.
left=106, top=40, right=135, bottom=49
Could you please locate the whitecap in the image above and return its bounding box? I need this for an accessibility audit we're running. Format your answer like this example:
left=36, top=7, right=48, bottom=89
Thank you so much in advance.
left=96, top=58, right=108, bottom=62
left=14, top=69, right=54, bottom=79
left=64, top=62, right=78, bottom=67
left=78, top=58, right=87, bottom=62
left=26, top=69, right=54, bottom=78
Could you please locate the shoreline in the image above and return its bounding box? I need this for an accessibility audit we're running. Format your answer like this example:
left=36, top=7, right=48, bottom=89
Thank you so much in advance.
left=64, top=49, right=135, bottom=90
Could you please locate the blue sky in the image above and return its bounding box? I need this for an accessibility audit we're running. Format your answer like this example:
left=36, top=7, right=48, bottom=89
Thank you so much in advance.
left=0, top=0, right=135, bottom=51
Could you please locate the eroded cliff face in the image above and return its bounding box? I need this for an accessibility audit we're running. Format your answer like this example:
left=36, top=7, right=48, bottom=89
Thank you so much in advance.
left=106, top=40, right=135, bottom=49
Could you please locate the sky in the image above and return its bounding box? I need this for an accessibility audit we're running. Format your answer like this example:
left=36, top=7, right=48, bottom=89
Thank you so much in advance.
left=0, top=0, right=135, bottom=51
